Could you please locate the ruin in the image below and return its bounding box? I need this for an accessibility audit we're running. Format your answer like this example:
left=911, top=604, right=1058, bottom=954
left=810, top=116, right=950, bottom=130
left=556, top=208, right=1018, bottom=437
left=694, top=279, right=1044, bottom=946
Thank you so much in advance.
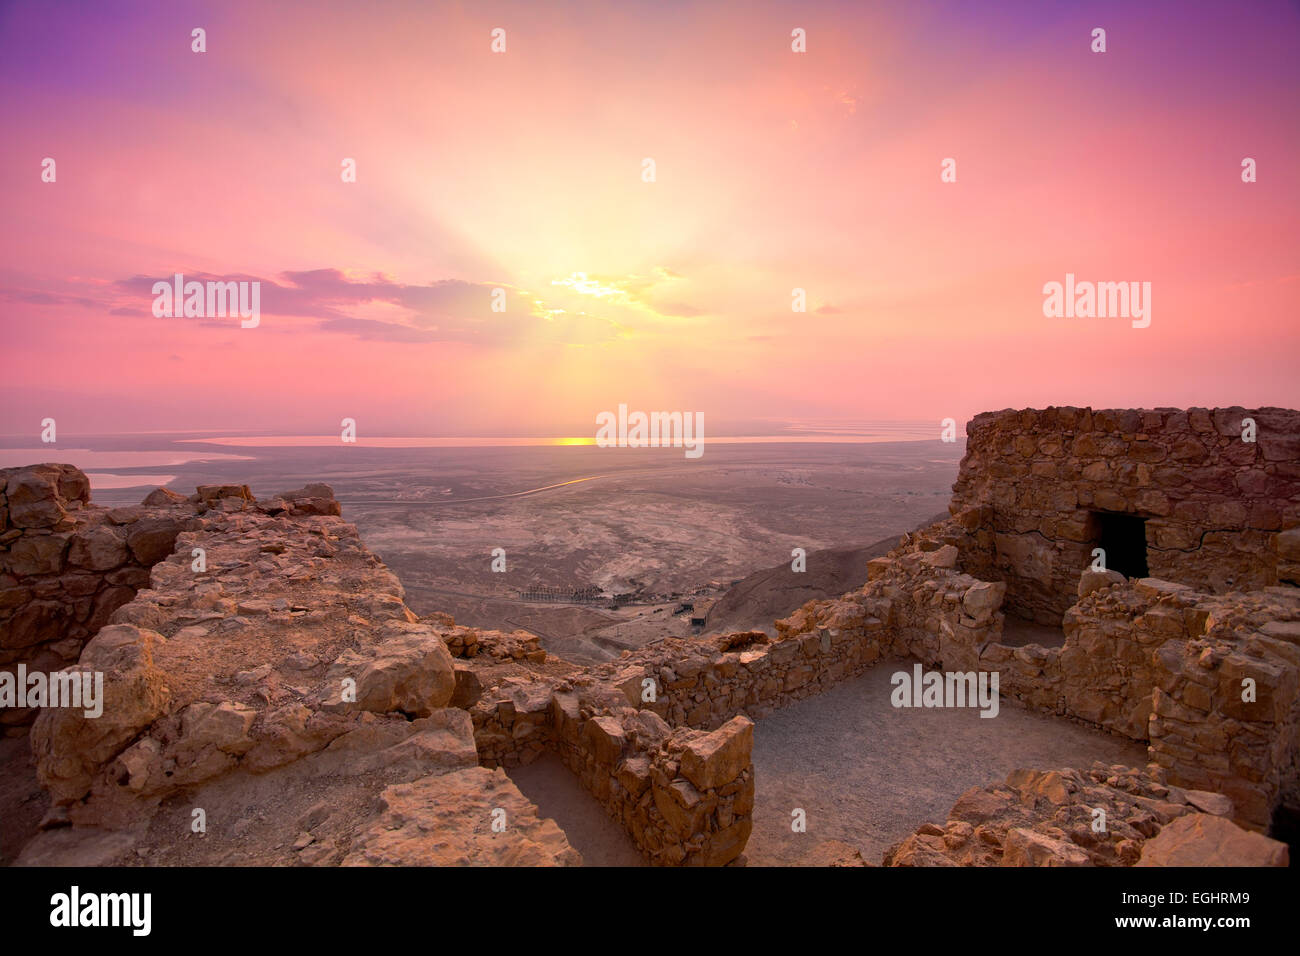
left=950, top=406, right=1299, bottom=624
left=1, top=405, right=1296, bottom=866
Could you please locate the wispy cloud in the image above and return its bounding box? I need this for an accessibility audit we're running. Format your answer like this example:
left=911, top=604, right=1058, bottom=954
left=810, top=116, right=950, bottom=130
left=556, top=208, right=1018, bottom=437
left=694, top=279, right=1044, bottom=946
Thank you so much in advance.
left=9, top=269, right=634, bottom=346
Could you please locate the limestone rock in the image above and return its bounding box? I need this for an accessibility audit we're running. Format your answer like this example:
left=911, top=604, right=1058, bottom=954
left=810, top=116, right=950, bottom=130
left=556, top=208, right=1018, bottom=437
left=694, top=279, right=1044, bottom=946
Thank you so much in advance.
left=584, top=715, right=626, bottom=764
left=31, top=624, right=172, bottom=804
left=962, top=580, right=1006, bottom=622
left=1001, top=827, right=1090, bottom=866
left=921, top=545, right=959, bottom=569
left=885, top=834, right=959, bottom=866
left=1078, top=568, right=1125, bottom=598
left=140, top=487, right=187, bottom=507
left=326, top=624, right=456, bottom=716
left=796, top=839, right=870, bottom=867
left=679, top=715, right=753, bottom=791
left=450, top=661, right=483, bottom=708
left=1136, top=813, right=1288, bottom=866
left=1182, top=790, right=1233, bottom=817
left=193, top=484, right=252, bottom=504
left=4, top=465, right=83, bottom=529
left=125, top=518, right=183, bottom=564
left=68, top=526, right=127, bottom=571
left=314, top=710, right=478, bottom=778
left=342, top=767, right=581, bottom=866
left=279, top=484, right=341, bottom=517
left=7, top=533, right=71, bottom=575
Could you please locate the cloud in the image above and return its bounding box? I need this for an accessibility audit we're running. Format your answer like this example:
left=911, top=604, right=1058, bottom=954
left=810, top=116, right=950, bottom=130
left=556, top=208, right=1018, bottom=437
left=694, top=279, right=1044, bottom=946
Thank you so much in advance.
left=0, top=288, right=102, bottom=309
left=317, top=317, right=444, bottom=343
left=108, top=269, right=622, bottom=345
left=6, top=267, right=664, bottom=346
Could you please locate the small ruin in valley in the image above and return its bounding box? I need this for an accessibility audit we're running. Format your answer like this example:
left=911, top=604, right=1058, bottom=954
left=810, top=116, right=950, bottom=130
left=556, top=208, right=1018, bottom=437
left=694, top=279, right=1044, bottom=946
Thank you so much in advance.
left=1, top=405, right=1296, bottom=866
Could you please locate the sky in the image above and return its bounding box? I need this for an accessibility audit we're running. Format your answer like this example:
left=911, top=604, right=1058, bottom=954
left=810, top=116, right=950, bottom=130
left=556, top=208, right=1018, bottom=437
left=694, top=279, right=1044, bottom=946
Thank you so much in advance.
left=1, top=0, right=1297, bottom=437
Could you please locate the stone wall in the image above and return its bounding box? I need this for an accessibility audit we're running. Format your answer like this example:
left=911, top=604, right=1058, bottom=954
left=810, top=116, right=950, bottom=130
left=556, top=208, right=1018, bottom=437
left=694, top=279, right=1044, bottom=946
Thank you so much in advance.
left=468, top=679, right=555, bottom=768
left=457, top=668, right=755, bottom=865
left=1144, top=586, right=1300, bottom=829
left=0, top=465, right=196, bottom=732
left=0, top=468, right=351, bottom=735
left=950, top=407, right=1300, bottom=624
left=552, top=703, right=754, bottom=866
left=584, top=613, right=898, bottom=735
left=455, top=498, right=1296, bottom=840
left=779, top=516, right=1300, bottom=833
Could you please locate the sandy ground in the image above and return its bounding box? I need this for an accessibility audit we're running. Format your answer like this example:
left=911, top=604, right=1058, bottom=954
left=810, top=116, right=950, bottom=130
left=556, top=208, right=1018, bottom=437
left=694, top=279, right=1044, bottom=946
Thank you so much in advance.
left=507, top=754, right=646, bottom=866
left=744, top=663, right=1148, bottom=866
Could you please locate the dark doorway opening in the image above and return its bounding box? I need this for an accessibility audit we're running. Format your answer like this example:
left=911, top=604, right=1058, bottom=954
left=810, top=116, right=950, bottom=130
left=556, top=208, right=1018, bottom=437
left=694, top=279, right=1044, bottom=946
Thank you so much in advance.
left=1092, top=511, right=1149, bottom=578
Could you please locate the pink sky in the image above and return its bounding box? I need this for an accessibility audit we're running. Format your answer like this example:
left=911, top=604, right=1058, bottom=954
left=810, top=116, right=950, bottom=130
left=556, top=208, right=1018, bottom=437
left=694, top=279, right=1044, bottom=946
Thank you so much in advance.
left=2, top=0, right=1297, bottom=437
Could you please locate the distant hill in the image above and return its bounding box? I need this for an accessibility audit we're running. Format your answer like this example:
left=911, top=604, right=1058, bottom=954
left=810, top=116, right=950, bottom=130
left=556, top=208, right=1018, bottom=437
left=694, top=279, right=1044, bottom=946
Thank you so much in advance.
left=703, top=513, right=950, bottom=636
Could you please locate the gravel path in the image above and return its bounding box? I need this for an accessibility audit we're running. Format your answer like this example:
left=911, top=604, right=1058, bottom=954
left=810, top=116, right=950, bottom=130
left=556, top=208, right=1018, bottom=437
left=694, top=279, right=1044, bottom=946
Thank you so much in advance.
left=745, top=662, right=1147, bottom=865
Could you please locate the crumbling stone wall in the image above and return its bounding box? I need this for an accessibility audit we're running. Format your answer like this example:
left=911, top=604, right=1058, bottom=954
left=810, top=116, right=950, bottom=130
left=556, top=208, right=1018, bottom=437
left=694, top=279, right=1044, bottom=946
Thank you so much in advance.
left=469, top=680, right=554, bottom=768
left=783, top=516, right=1300, bottom=833
left=552, top=701, right=754, bottom=866
left=455, top=484, right=1298, bottom=843
left=21, top=469, right=466, bottom=829
left=1144, top=585, right=1300, bottom=830
left=453, top=670, right=755, bottom=865
left=584, top=611, right=898, bottom=735
left=950, top=407, right=1300, bottom=624
left=0, top=468, right=346, bottom=735
left=0, top=465, right=195, bottom=732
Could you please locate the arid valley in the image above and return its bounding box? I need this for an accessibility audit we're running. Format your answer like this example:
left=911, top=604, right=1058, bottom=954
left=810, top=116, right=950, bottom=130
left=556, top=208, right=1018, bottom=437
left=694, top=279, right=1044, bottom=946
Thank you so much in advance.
left=67, top=437, right=962, bottom=663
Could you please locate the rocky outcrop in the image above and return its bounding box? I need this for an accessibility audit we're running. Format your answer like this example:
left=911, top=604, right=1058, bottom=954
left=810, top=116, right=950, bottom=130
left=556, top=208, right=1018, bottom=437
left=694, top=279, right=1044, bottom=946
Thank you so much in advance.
left=24, top=479, right=467, bottom=829
left=1136, top=812, right=1289, bottom=866
left=343, top=767, right=581, bottom=867
left=8, top=469, right=582, bottom=869
left=429, top=616, right=547, bottom=664
left=884, top=763, right=1289, bottom=867
left=6, top=466, right=723, bottom=867
left=31, top=624, right=171, bottom=805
